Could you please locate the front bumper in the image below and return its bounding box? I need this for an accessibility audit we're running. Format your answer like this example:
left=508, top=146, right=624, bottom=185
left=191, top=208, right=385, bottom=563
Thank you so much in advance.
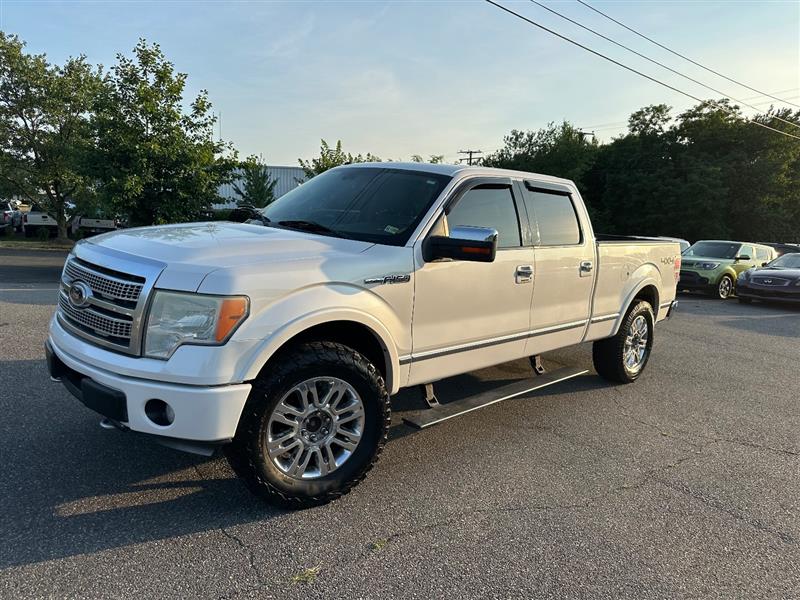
left=737, top=284, right=800, bottom=303
left=678, top=270, right=714, bottom=289
left=46, top=338, right=252, bottom=448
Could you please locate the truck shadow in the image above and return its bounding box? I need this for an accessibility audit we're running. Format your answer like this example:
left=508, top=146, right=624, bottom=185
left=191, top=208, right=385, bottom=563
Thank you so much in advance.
left=0, top=356, right=604, bottom=570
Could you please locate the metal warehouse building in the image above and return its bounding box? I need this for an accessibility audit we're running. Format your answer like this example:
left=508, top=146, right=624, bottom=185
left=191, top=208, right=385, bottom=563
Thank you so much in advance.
left=214, top=165, right=306, bottom=209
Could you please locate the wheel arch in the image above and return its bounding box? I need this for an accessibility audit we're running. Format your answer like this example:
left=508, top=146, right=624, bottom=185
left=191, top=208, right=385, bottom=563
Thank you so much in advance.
left=611, top=278, right=660, bottom=336
left=241, top=310, right=401, bottom=394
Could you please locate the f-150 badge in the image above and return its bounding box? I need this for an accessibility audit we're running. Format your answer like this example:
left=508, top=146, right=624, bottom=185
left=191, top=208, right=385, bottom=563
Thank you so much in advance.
left=364, top=274, right=411, bottom=285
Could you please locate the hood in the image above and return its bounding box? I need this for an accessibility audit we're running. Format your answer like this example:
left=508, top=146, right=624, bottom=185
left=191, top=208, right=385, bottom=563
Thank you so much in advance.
left=750, top=266, right=800, bottom=280
left=81, top=222, right=374, bottom=291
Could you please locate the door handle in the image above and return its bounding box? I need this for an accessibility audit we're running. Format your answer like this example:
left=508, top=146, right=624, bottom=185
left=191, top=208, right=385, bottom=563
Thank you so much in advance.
left=579, top=260, right=593, bottom=276
left=515, top=265, right=533, bottom=284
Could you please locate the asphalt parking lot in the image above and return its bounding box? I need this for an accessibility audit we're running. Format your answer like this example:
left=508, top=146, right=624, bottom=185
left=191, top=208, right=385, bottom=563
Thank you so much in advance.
left=0, top=248, right=798, bottom=599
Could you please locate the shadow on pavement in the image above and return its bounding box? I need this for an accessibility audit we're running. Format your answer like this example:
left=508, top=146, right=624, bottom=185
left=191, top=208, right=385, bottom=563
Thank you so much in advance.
left=0, top=355, right=603, bottom=570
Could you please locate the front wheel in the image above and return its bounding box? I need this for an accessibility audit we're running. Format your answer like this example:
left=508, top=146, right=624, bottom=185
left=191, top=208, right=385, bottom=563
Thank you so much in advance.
left=225, top=341, right=390, bottom=508
left=716, top=275, right=734, bottom=299
left=593, top=300, right=655, bottom=384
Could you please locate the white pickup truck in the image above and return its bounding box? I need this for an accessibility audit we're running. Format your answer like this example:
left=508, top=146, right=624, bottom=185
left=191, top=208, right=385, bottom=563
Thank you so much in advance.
left=46, top=163, right=679, bottom=507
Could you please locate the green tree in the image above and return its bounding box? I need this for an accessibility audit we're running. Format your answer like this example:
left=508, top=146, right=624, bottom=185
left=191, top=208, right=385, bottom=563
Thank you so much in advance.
left=482, top=122, right=599, bottom=193
left=411, top=154, right=446, bottom=164
left=298, top=139, right=380, bottom=178
left=0, top=32, right=102, bottom=238
left=231, top=155, right=278, bottom=208
left=91, top=39, right=236, bottom=226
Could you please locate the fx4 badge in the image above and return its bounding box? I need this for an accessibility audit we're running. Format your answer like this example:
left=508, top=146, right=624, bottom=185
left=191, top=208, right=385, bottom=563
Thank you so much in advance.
left=364, top=274, right=411, bottom=285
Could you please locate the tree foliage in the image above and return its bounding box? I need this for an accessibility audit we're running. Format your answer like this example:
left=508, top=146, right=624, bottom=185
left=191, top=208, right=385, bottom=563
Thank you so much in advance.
left=485, top=104, right=800, bottom=243
left=232, top=155, right=278, bottom=208
left=298, top=139, right=381, bottom=178
left=91, top=40, right=237, bottom=226
left=0, top=32, right=102, bottom=238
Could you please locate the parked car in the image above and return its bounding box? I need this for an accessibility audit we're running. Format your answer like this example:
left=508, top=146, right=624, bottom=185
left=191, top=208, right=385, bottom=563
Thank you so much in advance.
left=46, top=163, right=680, bottom=508
left=679, top=240, right=776, bottom=299
left=736, top=253, right=800, bottom=304
left=69, top=212, right=119, bottom=237
left=762, top=242, right=800, bottom=257
left=0, top=200, right=23, bottom=234
left=23, top=203, right=59, bottom=238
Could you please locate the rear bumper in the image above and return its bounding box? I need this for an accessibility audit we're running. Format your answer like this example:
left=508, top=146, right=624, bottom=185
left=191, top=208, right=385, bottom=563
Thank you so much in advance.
left=46, top=338, right=252, bottom=448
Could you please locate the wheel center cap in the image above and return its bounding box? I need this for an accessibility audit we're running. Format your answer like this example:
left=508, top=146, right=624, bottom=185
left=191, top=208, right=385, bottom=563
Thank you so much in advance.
left=300, top=410, right=333, bottom=444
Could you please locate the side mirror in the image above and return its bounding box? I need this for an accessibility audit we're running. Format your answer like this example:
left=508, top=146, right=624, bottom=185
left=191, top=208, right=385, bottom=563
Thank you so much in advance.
left=761, top=262, right=769, bottom=267
left=735, top=255, right=751, bottom=262
left=424, top=226, right=498, bottom=263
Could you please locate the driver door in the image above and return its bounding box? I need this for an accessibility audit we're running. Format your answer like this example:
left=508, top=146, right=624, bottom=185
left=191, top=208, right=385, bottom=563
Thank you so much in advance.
left=408, top=178, right=535, bottom=385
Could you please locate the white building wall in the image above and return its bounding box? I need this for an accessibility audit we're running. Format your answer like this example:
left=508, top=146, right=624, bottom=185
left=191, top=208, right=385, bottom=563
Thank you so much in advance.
left=215, top=166, right=306, bottom=209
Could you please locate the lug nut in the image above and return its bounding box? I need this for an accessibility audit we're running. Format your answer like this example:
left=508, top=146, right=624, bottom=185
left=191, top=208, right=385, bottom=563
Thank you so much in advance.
left=321, top=428, right=329, bottom=435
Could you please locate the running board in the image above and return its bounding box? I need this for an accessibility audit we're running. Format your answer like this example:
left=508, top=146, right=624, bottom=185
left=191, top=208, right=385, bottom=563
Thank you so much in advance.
left=402, top=366, right=589, bottom=429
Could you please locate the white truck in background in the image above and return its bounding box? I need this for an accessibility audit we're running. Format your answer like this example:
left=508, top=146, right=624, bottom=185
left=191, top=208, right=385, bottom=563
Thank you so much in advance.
left=46, top=163, right=679, bottom=508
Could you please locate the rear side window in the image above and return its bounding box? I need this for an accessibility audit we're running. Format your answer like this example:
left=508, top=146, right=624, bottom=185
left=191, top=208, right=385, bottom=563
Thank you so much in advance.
left=740, top=245, right=754, bottom=259
left=755, top=247, right=771, bottom=261
left=523, top=188, right=581, bottom=246
left=447, top=185, right=521, bottom=248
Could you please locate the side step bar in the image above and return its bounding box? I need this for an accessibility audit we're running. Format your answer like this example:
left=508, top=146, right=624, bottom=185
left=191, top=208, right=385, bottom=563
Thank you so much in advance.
left=402, top=366, right=589, bottom=429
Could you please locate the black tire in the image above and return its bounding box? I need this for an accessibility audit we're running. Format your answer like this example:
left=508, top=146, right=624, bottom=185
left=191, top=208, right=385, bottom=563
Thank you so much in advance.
left=225, top=341, right=390, bottom=508
left=716, top=275, right=734, bottom=299
left=592, top=300, right=655, bottom=384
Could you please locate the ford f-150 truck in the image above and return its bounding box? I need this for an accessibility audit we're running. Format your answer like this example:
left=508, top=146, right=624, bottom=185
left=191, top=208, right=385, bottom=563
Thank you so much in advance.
left=46, top=163, right=679, bottom=507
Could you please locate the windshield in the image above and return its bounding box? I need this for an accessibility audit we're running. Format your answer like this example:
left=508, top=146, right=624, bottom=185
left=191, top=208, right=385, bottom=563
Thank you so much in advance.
left=684, top=241, right=741, bottom=259
left=261, top=167, right=452, bottom=246
left=768, top=253, right=800, bottom=269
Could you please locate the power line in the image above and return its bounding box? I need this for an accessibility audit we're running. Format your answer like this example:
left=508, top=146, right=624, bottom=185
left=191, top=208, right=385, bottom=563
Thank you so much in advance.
left=483, top=0, right=800, bottom=141
left=458, top=149, right=484, bottom=165
left=529, top=0, right=800, bottom=130
left=575, top=0, right=800, bottom=110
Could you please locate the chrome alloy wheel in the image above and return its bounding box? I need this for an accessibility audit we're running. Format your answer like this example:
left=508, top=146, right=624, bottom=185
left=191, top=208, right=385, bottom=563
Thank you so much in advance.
left=718, top=276, right=733, bottom=299
left=266, top=377, right=365, bottom=480
left=623, top=315, right=650, bottom=373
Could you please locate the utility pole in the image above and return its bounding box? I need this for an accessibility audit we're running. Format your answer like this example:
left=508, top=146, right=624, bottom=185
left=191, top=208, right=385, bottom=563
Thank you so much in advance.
left=457, top=149, right=483, bottom=165
left=578, top=130, right=595, bottom=141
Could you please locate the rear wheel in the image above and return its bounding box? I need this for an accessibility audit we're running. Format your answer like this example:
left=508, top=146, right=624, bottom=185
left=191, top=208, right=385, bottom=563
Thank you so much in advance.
left=716, top=275, right=734, bottom=299
left=593, top=300, right=654, bottom=384
left=225, top=341, right=390, bottom=508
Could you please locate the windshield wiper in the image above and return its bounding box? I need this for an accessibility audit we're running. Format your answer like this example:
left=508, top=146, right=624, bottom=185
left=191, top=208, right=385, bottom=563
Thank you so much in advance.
left=276, top=220, right=346, bottom=238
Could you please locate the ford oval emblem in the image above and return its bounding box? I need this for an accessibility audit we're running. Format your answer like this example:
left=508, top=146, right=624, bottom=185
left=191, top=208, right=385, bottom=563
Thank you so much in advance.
left=68, top=281, right=93, bottom=308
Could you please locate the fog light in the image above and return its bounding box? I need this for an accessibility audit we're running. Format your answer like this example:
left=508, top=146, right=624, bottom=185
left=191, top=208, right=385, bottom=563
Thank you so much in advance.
left=145, top=399, right=174, bottom=426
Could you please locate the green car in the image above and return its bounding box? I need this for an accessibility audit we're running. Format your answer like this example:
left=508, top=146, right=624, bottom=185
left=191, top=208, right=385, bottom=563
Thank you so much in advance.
left=679, top=240, right=777, bottom=299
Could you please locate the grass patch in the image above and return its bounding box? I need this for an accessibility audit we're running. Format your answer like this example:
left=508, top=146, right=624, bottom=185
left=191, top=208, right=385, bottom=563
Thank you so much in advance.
left=368, top=538, right=388, bottom=551
left=0, top=231, right=74, bottom=251
left=290, top=566, right=320, bottom=584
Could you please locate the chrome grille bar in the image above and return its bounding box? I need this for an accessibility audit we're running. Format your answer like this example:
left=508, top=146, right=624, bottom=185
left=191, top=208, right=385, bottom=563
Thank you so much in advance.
left=58, top=292, right=132, bottom=340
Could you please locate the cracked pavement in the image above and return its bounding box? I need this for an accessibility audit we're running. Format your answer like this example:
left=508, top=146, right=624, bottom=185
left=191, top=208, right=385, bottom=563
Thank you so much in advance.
left=0, top=248, right=798, bottom=599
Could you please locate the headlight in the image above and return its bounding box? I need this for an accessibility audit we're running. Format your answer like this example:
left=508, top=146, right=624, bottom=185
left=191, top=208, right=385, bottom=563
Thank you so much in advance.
left=697, top=262, right=720, bottom=270
left=144, top=291, right=249, bottom=359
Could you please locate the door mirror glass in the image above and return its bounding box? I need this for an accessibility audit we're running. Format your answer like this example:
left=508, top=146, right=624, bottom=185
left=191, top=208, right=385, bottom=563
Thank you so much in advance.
left=735, top=255, right=751, bottom=261
left=425, top=226, right=498, bottom=262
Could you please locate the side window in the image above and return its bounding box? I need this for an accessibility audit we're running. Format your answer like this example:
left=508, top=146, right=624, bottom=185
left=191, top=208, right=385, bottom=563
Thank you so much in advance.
left=447, top=185, right=521, bottom=248
left=740, top=245, right=754, bottom=259
left=755, top=247, right=770, bottom=262
left=523, top=188, right=581, bottom=246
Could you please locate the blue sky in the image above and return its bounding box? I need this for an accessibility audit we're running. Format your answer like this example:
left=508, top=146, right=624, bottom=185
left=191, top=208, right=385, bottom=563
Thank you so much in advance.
left=3, top=0, right=799, bottom=165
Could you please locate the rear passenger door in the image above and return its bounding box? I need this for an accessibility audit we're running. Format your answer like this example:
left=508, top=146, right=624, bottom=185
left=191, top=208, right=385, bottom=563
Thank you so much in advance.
left=519, top=181, right=595, bottom=354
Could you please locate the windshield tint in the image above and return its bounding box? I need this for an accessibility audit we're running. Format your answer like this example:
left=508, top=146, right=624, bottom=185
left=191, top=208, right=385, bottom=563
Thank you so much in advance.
left=769, top=253, right=800, bottom=269
left=262, top=167, right=451, bottom=245
left=684, top=241, right=740, bottom=259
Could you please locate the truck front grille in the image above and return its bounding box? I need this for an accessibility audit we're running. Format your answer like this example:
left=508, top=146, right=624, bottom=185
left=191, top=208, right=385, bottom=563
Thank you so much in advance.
left=64, top=259, right=144, bottom=302
left=58, top=293, right=133, bottom=342
left=58, top=256, right=155, bottom=355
